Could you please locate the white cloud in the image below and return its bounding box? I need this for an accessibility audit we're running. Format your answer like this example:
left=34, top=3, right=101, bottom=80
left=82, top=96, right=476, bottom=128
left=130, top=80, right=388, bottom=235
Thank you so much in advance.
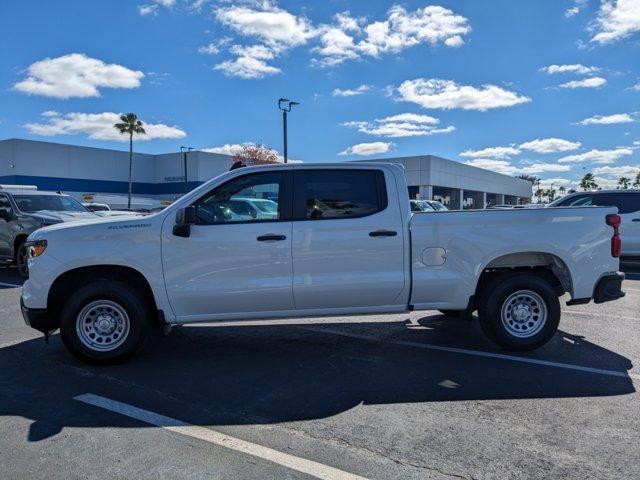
left=343, top=113, right=454, bottom=138
left=214, top=44, right=281, bottom=79
left=632, top=81, right=640, bottom=91
left=521, top=163, right=572, bottom=173
left=519, top=138, right=582, bottom=153
left=459, top=146, right=521, bottom=159
left=578, top=113, right=634, bottom=125
left=313, top=6, right=470, bottom=67
left=590, top=0, right=640, bottom=44
left=463, top=160, right=570, bottom=176
left=559, top=76, right=607, bottom=88
left=138, top=4, right=158, bottom=16
left=538, top=177, right=572, bottom=188
left=541, top=64, right=600, bottom=75
left=213, top=3, right=315, bottom=78
left=332, top=84, right=371, bottom=97
left=397, top=78, right=531, bottom=111
left=154, top=0, right=176, bottom=6
left=24, top=112, right=186, bottom=141
left=565, top=0, right=587, bottom=18
left=201, top=143, right=247, bottom=156
left=339, top=141, right=392, bottom=156
left=215, top=3, right=315, bottom=48
left=558, top=148, right=633, bottom=164
left=198, top=43, right=220, bottom=55
left=593, top=165, right=640, bottom=176
left=14, top=53, right=144, bottom=99
left=463, top=159, right=518, bottom=175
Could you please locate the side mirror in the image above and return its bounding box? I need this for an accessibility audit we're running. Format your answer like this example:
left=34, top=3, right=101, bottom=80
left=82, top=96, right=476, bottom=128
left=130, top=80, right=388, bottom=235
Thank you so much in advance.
left=173, top=205, right=196, bottom=238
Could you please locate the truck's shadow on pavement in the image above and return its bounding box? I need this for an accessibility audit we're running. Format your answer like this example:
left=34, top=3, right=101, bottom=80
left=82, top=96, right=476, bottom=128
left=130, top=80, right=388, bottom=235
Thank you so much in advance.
left=0, top=313, right=635, bottom=442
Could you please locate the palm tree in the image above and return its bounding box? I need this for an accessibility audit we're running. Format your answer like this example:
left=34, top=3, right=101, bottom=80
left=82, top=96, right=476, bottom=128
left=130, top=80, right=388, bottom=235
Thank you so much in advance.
left=558, top=186, right=566, bottom=196
left=617, top=177, right=631, bottom=189
left=114, top=113, right=146, bottom=209
left=579, top=172, right=598, bottom=191
left=534, top=188, right=544, bottom=203
left=633, top=170, right=640, bottom=188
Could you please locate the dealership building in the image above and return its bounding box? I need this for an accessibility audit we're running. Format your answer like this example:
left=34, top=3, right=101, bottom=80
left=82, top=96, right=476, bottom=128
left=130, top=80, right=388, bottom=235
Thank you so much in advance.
left=0, top=138, right=532, bottom=209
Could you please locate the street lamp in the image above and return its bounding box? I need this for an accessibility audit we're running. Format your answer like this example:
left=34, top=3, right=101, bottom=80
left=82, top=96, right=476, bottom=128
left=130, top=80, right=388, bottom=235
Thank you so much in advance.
left=180, top=146, right=195, bottom=194
left=278, top=98, right=300, bottom=163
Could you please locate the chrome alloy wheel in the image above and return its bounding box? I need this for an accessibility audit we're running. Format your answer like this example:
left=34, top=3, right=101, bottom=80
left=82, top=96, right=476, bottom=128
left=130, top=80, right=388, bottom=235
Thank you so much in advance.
left=500, top=290, right=547, bottom=339
left=76, top=300, right=130, bottom=352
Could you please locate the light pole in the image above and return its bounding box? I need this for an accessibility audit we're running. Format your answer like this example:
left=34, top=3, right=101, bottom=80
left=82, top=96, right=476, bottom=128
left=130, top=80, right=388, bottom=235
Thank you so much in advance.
left=278, top=98, right=299, bottom=163
left=180, top=146, right=194, bottom=194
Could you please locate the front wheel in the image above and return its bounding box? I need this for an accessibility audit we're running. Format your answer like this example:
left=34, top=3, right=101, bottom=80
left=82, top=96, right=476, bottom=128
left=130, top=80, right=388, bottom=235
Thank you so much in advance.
left=59, top=280, right=151, bottom=364
left=15, top=241, right=28, bottom=278
left=477, top=273, right=560, bottom=351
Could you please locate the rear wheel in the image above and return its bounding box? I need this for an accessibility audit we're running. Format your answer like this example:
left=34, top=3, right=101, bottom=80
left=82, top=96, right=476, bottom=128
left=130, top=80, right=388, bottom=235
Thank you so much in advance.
left=59, top=280, right=150, bottom=364
left=15, top=240, right=28, bottom=278
left=477, top=273, right=560, bottom=351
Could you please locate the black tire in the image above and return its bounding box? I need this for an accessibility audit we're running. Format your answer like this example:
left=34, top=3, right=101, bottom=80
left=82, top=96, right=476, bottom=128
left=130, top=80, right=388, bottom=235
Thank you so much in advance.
left=477, top=273, right=560, bottom=351
left=59, top=280, right=151, bottom=364
left=15, top=240, right=28, bottom=278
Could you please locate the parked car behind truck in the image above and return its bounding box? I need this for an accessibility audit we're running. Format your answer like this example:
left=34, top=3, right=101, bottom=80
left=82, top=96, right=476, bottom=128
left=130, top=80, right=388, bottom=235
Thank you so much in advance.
left=548, top=190, right=640, bottom=257
left=0, top=186, right=98, bottom=277
left=21, top=163, right=625, bottom=363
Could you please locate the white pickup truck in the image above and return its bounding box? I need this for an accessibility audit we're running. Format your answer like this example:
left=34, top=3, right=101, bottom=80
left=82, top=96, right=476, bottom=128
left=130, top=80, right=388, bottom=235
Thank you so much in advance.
left=21, top=163, right=625, bottom=363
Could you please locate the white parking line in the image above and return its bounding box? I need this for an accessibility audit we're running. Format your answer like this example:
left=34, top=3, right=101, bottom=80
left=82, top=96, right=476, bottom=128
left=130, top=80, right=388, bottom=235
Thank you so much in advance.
left=301, top=327, right=640, bottom=382
left=74, top=393, right=368, bottom=480
left=564, top=309, right=638, bottom=322
left=0, top=282, right=20, bottom=288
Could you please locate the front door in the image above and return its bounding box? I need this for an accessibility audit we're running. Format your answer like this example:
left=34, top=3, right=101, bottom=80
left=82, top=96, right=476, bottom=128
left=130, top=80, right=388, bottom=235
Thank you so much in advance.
left=291, top=168, right=407, bottom=311
left=162, top=170, right=294, bottom=321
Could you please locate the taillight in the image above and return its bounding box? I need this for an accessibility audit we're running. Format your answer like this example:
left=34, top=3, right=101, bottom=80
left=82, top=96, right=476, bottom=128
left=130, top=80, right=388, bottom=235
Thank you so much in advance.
left=606, top=214, right=621, bottom=258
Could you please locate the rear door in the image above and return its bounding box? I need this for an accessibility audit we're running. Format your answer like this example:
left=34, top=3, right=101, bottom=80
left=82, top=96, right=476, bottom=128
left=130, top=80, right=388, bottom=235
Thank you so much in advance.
left=597, top=193, right=640, bottom=256
left=291, top=168, right=406, bottom=311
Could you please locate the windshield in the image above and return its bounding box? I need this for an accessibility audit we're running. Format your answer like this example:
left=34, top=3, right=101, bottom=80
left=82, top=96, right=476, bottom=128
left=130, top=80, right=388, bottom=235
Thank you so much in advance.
left=429, top=201, right=448, bottom=211
left=13, top=194, right=89, bottom=213
left=253, top=200, right=278, bottom=213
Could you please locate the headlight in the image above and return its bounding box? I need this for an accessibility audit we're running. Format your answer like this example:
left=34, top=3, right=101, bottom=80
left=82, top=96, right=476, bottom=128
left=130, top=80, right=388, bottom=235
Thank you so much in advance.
left=25, top=240, right=47, bottom=258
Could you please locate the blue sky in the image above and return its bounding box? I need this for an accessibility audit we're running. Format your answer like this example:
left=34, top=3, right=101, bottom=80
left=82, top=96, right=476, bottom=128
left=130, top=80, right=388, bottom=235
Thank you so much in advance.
left=0, top=0, right=639, bottom=189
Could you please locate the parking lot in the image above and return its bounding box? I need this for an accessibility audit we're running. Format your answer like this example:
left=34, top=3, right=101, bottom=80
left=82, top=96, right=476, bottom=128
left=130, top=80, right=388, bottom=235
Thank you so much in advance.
left=0, top=266, right=638, bottom=480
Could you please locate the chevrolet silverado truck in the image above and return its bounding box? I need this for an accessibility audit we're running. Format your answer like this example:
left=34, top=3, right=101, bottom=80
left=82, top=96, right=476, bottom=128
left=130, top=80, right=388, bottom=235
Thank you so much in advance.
left=21, top=163, right=625, bottom=363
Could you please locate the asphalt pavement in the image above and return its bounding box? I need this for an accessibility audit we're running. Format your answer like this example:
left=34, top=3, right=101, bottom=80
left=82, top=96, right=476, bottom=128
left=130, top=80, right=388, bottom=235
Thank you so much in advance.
left=0, top=266, right=638, bottom=479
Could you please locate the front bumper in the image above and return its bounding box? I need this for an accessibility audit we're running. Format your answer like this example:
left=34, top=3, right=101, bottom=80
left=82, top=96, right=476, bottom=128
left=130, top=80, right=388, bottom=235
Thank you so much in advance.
left=593, top=272, right=625, bottom=304
left=20, top=298, right=57, bottom=334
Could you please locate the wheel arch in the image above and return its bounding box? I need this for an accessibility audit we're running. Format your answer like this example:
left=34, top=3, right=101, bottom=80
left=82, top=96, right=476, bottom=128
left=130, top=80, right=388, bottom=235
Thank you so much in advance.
left=474, top=252, right=573, bottom=304
left=47, top=265, right=160, bottom=328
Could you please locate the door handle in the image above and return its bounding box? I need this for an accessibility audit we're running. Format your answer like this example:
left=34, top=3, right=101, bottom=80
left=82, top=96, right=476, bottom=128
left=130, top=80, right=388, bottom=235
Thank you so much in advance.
left=369, top=230, right=397, bottom=237
left=257, top=234, right=287, bottom=241
left=632, top=219, right=640, bottom=222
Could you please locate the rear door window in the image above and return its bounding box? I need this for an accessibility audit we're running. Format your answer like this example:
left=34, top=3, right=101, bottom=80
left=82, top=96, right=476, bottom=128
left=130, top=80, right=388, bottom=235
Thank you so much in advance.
left=294, top=169, right=387, bottom=220
left=595, top=193, right=640, bottom=214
